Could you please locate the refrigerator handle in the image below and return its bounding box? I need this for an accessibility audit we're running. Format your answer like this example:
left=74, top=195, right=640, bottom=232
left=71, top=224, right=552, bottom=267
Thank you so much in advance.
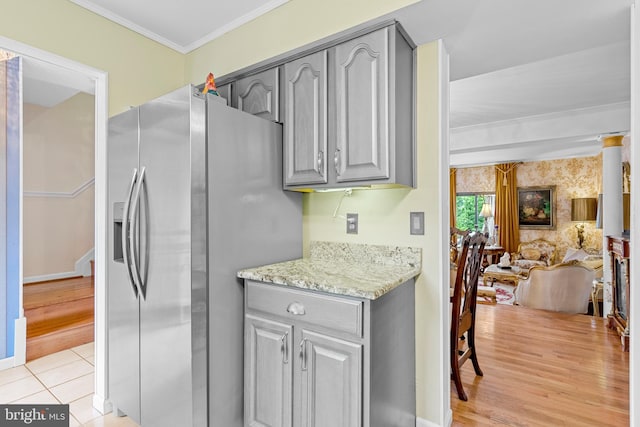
left=122, top=168, right=139, bottom=298
left=129, top=166, right=146, bottom=300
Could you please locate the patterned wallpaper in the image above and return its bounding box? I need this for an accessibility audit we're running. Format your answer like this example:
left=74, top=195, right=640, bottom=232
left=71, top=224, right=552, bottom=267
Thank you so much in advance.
left=456, top=154, right=603, bottom=260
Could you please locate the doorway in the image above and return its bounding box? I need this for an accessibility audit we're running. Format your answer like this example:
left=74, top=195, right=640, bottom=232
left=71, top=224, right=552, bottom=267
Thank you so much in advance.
left=0, top=36, right=109, bottom=413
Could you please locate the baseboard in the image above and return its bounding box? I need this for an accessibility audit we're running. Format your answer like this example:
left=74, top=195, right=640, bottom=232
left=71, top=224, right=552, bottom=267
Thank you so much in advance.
left=13, top=316, right=26, bottom=366
left=417, top=416, right=438, bottom=427
left=416, top=412, right=452, bottom=427
left=0, top=317, right=27, bottom=371
left=23, top=271, right=78, bottom=284
left=75, top=248, right=95, bottom=277
left=92, top=395, right=112, bottom=415
left=0, top=357, right=16, bottom=371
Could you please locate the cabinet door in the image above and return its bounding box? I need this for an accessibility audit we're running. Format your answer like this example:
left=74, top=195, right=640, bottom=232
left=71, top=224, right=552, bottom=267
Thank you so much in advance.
left=284, top=51, right=328, bottom=186
left=235, top=68, right=280, bottom=122
left=245, top=315, right=293, bottom=427
left=297, top=330, right=362, bottom=427
left=334, top=27, right=390, bottom=182
left=216, top=83, right=232, bottom=105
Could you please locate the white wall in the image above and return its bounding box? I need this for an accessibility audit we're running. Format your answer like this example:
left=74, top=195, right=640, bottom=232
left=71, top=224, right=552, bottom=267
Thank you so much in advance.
left=23, top=93, right=95, bottom=279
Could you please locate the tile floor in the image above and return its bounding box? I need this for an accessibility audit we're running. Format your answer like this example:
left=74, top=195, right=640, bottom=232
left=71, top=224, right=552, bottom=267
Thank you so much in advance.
left=0, top=343, right=138, bottom=426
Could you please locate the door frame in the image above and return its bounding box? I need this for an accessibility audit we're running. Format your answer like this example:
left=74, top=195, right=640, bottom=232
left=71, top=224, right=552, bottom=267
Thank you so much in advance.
left=630, top=2, right=639, bottom=426
left=0, top=36, right=109, bottom=413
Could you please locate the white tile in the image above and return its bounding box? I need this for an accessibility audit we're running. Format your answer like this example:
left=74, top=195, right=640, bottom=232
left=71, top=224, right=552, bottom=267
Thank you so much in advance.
left=36, top=359, right=94, bottom=389
left=69, top=394, right=102, bottom=425
left=72, top=342, right=95, bottom=360
left=50, top=373, right=94, bottom=403
left=83, top=412, right=140, bottom=427
left=26, top=349, right=83, bottom=374
left=0, top=375, right=45, bottom=403
left=0, top=365, right=31, bottom=386
left=68, top=414, right=82, bottom=427
left=10, top=389, right=60, bottom=404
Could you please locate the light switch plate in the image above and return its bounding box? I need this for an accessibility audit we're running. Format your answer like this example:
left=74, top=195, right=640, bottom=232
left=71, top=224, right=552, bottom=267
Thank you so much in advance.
left=410, top=212, right=424, bottom=235
left=347, top=213, right=358, bottom=234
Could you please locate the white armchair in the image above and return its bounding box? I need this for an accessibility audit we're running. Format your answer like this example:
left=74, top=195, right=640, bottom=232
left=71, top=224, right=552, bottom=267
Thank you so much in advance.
left=514, top=262, right=596, bottom=314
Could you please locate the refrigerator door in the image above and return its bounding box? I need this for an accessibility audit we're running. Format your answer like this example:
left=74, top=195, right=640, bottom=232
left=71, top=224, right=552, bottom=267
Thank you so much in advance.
left=206, top=97, right=302, bottom=426
left=137, top=86, right=207, bottom=427
left=107, top=108, right=141, bottom=423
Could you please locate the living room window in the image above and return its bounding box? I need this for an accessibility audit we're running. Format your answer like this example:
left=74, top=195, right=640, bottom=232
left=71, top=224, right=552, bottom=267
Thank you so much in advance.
left=455, top=192, right=495, bottom=232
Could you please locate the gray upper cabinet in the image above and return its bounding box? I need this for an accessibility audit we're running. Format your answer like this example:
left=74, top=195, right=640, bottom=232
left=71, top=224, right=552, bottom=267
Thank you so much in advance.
left=283, top=24, right=414, bottom=191
left=234, top=68, right=280, bottom=122
left=334, top=28, right=389, bottom=182
left=284, top=51, right=328, bottom=186
left=216, top=83, right=231, bottom=105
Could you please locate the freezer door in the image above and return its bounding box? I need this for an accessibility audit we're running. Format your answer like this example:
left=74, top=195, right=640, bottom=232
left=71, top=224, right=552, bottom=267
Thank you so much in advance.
left=107, top=108, right=141, bottom=423
left=138, top=86, right=207, bottom=427
left=207, top=98, right=302, bottom=427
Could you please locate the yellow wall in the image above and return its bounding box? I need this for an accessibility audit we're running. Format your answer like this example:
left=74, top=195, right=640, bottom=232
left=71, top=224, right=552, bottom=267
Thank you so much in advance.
left=0, top=0, right=184, bottom=115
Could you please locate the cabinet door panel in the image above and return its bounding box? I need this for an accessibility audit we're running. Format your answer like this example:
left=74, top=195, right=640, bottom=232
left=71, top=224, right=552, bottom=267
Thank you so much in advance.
left=216, top=83, right=232, bottom=105
left=236, top=68, right=280, bottom=122
left=297, top=330, right=362, bottom=427
left=245, top=315, right=293, bottom=427
left=334, top=28, right=389, bottom=182
left=284, top=51, right=328, bottom=186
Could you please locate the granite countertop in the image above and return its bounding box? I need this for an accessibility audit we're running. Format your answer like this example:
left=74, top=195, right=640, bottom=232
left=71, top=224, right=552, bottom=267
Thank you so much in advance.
left=237, top=241, right=422, bottom=300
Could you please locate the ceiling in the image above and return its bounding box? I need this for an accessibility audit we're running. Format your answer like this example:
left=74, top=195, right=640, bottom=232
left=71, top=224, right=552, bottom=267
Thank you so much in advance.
left=69, top=0, right=290, bottom=54
left=13, top=0, right=635, bottom=165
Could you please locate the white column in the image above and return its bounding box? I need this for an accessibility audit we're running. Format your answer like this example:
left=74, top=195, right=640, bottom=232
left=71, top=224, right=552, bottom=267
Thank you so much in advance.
left=602, top=134, right=624, bottom=316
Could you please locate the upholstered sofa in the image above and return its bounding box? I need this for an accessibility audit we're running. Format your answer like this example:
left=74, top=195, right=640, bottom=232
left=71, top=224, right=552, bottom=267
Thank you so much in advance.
left=514, top=261, right=596, bottom=313
left=561, top=247, right=603, bottom=279
left=511, top=239, right=557, bottom=270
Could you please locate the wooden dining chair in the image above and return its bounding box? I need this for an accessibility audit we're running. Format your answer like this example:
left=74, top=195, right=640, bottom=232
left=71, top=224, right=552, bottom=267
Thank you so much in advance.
left=450, top=232, right=487, bottom=401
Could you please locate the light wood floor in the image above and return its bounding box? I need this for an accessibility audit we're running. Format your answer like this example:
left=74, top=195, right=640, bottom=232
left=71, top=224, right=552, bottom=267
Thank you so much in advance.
left=451, top=303, right=629, bottom=426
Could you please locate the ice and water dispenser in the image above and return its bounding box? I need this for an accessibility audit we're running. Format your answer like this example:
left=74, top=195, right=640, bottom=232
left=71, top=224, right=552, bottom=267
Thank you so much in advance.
left=113, top=202, right=124, bottom=263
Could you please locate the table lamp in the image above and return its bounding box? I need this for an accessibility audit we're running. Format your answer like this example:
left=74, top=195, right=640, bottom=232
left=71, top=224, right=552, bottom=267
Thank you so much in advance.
left=480, top=203, right=493, bottom=235
left=571, top=197, right=597, bottom=248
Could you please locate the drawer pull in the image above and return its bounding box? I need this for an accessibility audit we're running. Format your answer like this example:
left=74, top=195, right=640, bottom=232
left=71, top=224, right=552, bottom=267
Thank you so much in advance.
left=286, top=302, right=306, bottom=316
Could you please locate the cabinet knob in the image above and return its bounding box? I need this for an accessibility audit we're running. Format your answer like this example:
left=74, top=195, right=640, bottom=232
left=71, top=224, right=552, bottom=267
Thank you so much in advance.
left=286, top=302, right=306, bottom=316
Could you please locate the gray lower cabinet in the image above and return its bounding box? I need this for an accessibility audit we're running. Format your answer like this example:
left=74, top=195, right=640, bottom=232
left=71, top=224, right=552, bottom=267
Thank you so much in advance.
left=245, top=315, right=293, bottom=427
left=234, top=68, right=280, bottom=122
left=283, top=23, right=414, bottom=191
left=297, top=330, right=362, bottom=427
left=244, top=279, right=415, bottom=427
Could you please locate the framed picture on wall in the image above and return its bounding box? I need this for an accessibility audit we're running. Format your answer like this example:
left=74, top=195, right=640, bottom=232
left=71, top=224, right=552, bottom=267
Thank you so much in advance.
left=517, top=186, right=556, bottom=230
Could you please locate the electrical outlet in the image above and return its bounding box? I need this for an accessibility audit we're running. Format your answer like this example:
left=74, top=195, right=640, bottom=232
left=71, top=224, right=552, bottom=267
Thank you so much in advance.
left=346, top=213, right=358, bottom=234
left=410, top=212, right=424, bottom=235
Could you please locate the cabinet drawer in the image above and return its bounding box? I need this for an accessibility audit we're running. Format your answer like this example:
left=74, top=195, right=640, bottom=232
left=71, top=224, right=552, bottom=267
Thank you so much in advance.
left=246, top=281, right=363, bottom=337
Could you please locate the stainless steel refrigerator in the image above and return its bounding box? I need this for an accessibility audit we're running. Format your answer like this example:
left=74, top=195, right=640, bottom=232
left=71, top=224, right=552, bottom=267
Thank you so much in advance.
left=107, top=85, right=302, bottom=427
